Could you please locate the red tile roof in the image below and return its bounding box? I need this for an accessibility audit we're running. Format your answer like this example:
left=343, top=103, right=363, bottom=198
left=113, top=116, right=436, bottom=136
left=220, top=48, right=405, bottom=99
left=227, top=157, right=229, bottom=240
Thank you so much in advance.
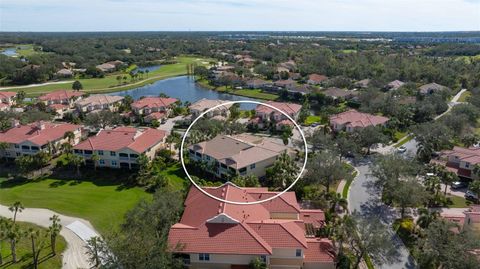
left=38, top=90, right=83, bottom=101
left=304, top=238, right=336, bottom=263
left=0, top=91, right=16, bottom=99
left=131, top=97, right=178, bottom=110
left=73, top=126, right=165, bottom=153
left=168, top=184, right=332, bottom=258
left=145, top=111, right=167, bottom=120
left=330, top=109, right=389, bottom=128
left=442, top=146, right=480, bottom=166
left=308, top=74, right=328, bottom=83
left=0, top=121, right=81, bottom=146
left=255, top=101, right=302, bottom=116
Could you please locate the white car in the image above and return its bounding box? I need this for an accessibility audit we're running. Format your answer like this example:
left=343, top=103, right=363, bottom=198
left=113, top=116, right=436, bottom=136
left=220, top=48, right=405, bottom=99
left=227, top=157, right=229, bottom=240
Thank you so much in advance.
left=397, top=146, right=407, bottom=153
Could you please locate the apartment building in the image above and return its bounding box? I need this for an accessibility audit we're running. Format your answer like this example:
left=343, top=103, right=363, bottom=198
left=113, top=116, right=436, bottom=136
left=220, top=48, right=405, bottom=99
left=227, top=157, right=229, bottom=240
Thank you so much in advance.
left=0, top=91, right=17, bottom=111
left=251, top=101, right=302, bottom=129
left=189, top=134, right=292, bottom=178
left=329, top=109, right=389, bottom=133
left=131, top=97, right=178, bottom=122
left=0, top=121, right=82, bottom=160
left=168, top=183, right=335, bottom=269
left=38, top=90, right=84, bottom=107
left=73, top=126, right=166, bottom=169
left=75, top=94, right=124, bottom=113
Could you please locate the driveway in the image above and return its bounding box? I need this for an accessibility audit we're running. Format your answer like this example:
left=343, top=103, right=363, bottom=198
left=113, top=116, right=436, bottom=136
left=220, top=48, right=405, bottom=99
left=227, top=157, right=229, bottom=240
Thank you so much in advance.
left=0, top=205, right=98, bottom=269
left=158, top=115, right=184, bottom=135
left=348, top=161, right=417, bottom=269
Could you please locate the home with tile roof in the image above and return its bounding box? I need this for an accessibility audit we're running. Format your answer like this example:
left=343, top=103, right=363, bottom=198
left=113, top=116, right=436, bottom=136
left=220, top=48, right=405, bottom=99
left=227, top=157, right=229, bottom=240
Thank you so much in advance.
left=307, top=74, right=328, bottom=85
left=250, top=101, right=302, bottom=130
left=0, top=91, right=17, bottom=111
left=189, top=98, right=233, bottom=119
left=189, top=134, right=292, bottom=178
left=0, top=121, right=82, bottom=160
left=419, top=82, right=449, bottom=95
left=168, top=183, right=335, bottom=269
left=38, top=90, right=84, bottom=107
left=75, top=94, right=124, bottom=113
left=329, top=109, right=389, bottom=133
left=131, top=97, right=178, bottom=123
left=432, top=146, right=480, bottom=179
left=73, top=126, right=166, bottom=169
left=441, top=205, right=480, bottom=234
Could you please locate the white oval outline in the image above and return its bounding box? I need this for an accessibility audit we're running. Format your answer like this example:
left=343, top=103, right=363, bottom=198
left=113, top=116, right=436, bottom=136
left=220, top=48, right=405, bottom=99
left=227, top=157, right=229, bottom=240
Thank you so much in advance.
left=180, top=100, right=308, bottom=205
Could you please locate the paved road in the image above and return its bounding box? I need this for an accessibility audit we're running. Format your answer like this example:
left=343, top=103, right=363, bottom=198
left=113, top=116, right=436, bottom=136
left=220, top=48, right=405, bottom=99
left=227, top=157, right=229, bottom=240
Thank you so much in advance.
left=348, top=161, right=417, bottom=269
left=0, top=205, right=98, bottom=269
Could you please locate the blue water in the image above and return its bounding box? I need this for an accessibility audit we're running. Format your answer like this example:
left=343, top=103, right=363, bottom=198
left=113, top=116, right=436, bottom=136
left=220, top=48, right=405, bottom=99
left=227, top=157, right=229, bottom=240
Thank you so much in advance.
left=1, top=48, right=17, bottom=56
left=110, top=76, right=259, bottom=109
left=137, top=65, right=162, bottom=73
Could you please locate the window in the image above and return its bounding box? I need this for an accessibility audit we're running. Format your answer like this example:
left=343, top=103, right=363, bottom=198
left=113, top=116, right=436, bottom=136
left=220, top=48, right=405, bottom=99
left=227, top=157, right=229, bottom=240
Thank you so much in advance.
left=130, top=154, right=139, bottom=158
left=5, top=152, right=10, bottom=156
left=21, top=145, right=29, bottom=150
left=260, top=255, right=267, bottom=263
left=465, top=162, right=470, bottom=168
left=110, top=151, right=116, bottom=156
left=111, top=160, right=117, bottom=166
left=99, top=159, right=105, bottom=165
left=189, top=149, right=195, bottom=155
left=199, top=253, right=210, bottom=261
left=295, top=249, right=302, bottom=257
left=195, top=152, right=202, bottom=157
left=16, top=152, right=21, bottom=156
left=119, top=153, right=128, bottom=158
left=98, top=150, right=104, bottom=156
left=250, top=163, right=256, bottom=169
left=205, top=155, right=211, bottom=161
left=239, top=167, right=247, bottom=174
left=221, top=163, right=227, bottom=169
left=31, top=146, right=39, bottom=151
left=74, top=149, right=81, bottom=154
left=84, top=150, right=93, bottom=155
left=14, top=144, right=19, bottom=149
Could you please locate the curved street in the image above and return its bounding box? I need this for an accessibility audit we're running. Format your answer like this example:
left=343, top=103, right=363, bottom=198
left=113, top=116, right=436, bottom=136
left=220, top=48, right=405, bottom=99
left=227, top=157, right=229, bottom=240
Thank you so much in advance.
left=0, top=205, right=98, bottom=269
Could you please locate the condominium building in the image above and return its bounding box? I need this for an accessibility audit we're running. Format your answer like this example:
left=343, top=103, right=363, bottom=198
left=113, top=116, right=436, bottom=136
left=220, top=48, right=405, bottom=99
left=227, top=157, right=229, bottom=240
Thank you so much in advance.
left=329, top=109, right=389, bottom=133
left=75, top=94, right=124, bottom=113
left=189, top=98, right=233, bottom=118
left=131, top=97, right=178, bottom=122
left=38, top=90, right=84, bottom=107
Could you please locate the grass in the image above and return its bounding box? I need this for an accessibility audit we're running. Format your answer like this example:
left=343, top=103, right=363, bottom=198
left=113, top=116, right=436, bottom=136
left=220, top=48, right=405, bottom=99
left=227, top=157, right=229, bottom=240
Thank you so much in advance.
left=394, top=131, right=407, bottom=142
left=458, top=91, right=471, bottom=103
left=0, top=177, right=151, bottom=234
left=304, top=115, right=322, bottom=125
left=0, top=221, right=66, bottom=269
left=394, top=134, right=413, bottom=148
left=233, top=89, right=278, bottom=100
left=161, top=163, right=187, bottom=191
left=446, top=194, right=469, bottom=208
left=7, top=56, right=210, bottom=97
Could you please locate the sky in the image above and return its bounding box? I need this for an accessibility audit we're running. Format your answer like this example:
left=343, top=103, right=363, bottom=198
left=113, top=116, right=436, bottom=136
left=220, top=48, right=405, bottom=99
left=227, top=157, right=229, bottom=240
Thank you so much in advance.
left=0, top=0, right=479, bottom=32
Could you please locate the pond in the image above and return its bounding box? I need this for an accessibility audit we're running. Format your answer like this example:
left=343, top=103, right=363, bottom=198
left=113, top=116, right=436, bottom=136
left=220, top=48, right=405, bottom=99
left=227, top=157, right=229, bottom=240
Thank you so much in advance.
left=109, top=76, right=259, bottom=109
left=1, top=48, right=17, bottom=56
left=136, top=65, right=162, bottom=73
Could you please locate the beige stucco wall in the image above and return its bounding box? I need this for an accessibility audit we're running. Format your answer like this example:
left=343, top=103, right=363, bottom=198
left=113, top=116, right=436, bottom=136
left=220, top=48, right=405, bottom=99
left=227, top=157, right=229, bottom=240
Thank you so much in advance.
left=303, top=262, right=336, bottom=269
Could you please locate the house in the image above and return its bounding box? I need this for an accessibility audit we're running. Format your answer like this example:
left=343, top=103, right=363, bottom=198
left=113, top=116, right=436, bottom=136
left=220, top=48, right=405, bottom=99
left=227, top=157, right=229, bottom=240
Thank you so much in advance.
left=131, top=97, right=178, bottom=122
left=73, top=126, right=166, bottom=169
left=189, top=98, right=233, bottom=118
left=56, top=68, right=74, bottom=77
left=254, top=101, right=302, bottom=124
left=419, top=82, right=449, bottom=95
left=329, top=110, right=389, bottom=132
left=75, top=95, right=124, bottom=113
left=189, top=134, right=292, bottom=178
left=441, top=205, right=480, bottom=234
left=289, top=85, right=314, bottom=95
left=48, top=104, right=70, bottom=119
left=385, top=80, right=405, bottom=91
left=307, top=74, right=328, bottom=85
left=96, top=63, right=116, bottom=72
left=274, top=79, right=296, bottom=90
left=216, top=65, right=235, bottom=72
left=354, top=79, right=371, bottom=89
left=168, top=183, right=335, bottom=269
left=322, top=88, right=358, bottom=100
left=246, top=79, right=270, bottom=89
left=0, top=91, right=17, bottom=111
left=433, top=146, right=480, bottom=179
left=0, top=121, right=82, bottom=160
left=105, top=60, right=124, bottom=67
left=38, top=90, right=84, bottom=107
left=278, top=60, right=296, bottom=72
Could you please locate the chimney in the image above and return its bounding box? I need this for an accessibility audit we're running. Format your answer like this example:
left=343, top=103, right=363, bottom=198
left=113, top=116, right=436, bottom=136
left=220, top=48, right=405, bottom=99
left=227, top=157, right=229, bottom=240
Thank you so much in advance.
left=36, top=121, right=45, bottom=130
left=10, top=119, right=20, bottom=128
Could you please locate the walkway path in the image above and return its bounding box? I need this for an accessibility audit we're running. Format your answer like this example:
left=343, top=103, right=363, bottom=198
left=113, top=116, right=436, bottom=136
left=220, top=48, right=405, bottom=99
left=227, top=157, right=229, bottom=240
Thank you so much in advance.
left=0, top=205, right=98, bottom=269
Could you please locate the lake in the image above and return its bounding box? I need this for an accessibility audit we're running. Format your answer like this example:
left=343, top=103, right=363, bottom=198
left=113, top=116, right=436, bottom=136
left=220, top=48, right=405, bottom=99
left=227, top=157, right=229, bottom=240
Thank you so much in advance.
left=137, top=65, right=162, bottom=73
left=1, top=48, right=17, bottom=56
left=109, top=76, right=259, bottom=109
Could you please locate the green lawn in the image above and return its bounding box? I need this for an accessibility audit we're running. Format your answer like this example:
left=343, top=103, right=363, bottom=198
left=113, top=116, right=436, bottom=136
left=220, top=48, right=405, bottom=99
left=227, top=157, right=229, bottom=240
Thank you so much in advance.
left=9, top=56, right=210, bottom=97
left=458, top=91, right=471, bottom=103
left=394, top=134, right=413, bottom=148
left=446, top=195, right=470, bottom=208
left=161, top=164, right=188, bottom=191
left=0, top=221, right=66, bottom=269
left=233, top=89, right=278, bottom=100
left=304, top=115, right=322, bottom=125
left=0, top=177, right=151, bottom=234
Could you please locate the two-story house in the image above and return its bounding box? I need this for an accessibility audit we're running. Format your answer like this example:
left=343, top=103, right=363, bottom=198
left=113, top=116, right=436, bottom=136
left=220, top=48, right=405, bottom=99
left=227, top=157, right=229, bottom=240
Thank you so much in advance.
left=168, top=183, right=335, bottom=269
left=251, top=101, right=302, bottom=130
left=75, top=94, right=124, bottom=113
left=0, top=121, right=82, bottom=160
left=73, top=126, right=166, bottom=169
left=131, top=97, right=178, bottom=123
left=189, top=99, right=233, bottom=119
left=189, top=134, right=292, bottom=178
left=329, top=109, right=389, bottom=133
left=38, top=90, right=84, bottom=118
left=0, top=91, right=17, bottom=111
left=433, top=146, right=480, bottom=179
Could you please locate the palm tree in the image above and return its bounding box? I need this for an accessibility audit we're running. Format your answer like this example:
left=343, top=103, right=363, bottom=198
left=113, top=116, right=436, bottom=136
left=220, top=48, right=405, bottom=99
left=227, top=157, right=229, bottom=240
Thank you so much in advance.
left=9, top=201, right=24, bottom=224
left=85, top=236, right=103, bottom=267
left=48, top=215, right=62, bottom=255
left=28, top=228, right=45, bottom=269
left=145, top=69, right=150, bottom=78
left=469, top=179, right=480, bottom=203
left=63, top=131, right=75, bottom=144
left=6, top=221, right=22, bottom=263
left=0, top=142, right=9, bottom=162
left=0, top=219, right=7, bottom=265
left=441, top=171, right=458, bottom=196
left=91, top=153, right=100, bottom=172
left=68, top=155, right=84, bottom=177
left=61, top=142, right=73, bottom=155
left=116, top=75, right=122, bottom=85
left=416, top=208, right=439, bottom=229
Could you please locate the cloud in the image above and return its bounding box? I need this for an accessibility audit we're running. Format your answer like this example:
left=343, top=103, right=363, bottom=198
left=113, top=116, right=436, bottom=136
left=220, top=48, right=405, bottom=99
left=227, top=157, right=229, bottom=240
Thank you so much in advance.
left=0, top=0, right=479, bottom=31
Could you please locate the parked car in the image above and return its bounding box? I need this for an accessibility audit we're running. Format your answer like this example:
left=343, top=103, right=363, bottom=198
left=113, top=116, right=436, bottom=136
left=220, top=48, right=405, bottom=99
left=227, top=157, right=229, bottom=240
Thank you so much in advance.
left=397, top=146, right=407, bottom=153
left=451, top=181, right=468, bottom=189
left=465, top=190, right=479, bottom=201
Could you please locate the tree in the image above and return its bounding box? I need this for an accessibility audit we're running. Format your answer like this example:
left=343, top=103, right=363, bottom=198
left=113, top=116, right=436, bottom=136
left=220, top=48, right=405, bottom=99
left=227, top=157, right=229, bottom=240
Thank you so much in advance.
left=390, top=178, right=427, bottom=219
left=231, top=174, right=261, bottom=187
left=306, top=128, right=334, bottom=153
left=85, top=110, right=121, bottom=129
left=416, top=208, right=439, bottom=229
left=116, top=75, right=122, bottom=85
left=305, top=151, right=347, bottom=193
left=249, top=257, right=267, bottom=269
left=6, top=220, right=22, bottom=263
left=0, top=142, right=9, bottom=162
left=48, top=215, right=61, bottom=255
left=91, top=153, right=100, bottom=172
left=353, top=126, right=389, bottom=154
left=85, top=236, right=105, bottom=268
left=461, top=133, right=479, bottom=148
left=0, top=218, right=7, bottom=265
left=63, top=131, right=75, bottom=144
left=469, top=179, right=480, bottom=203
left=67, top=154, right=84, bottom=176
left=346, top=216, right=398, bottom=269
left=9, top=201, right=24, bottom=224
left=28, top=228, right=47, bottom=269
left=15, top=91, right=26, bottom=104
left=280, top=125, right=293, bottom=145
left=72, top=80, right=83, bottom=91
left=265, top=152, right=298, bottom=190
left=229, top=103, right=241, bottom=120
